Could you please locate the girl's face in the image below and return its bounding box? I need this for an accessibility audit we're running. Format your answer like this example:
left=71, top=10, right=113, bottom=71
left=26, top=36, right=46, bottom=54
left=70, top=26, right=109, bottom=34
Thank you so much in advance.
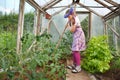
left=68, top=15, right=73, bottom=21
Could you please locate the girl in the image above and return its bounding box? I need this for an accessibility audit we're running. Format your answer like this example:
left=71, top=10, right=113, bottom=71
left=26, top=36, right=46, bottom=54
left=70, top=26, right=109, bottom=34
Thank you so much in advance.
left=64, top=7, right=86, bottom=73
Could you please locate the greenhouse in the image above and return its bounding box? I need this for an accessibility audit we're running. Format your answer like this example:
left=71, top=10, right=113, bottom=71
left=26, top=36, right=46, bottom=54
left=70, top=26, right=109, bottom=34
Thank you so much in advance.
left=0, top=0, right=120, bottom=80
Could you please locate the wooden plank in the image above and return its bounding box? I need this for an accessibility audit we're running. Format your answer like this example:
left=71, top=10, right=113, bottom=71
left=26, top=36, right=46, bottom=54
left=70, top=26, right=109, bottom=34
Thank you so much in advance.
left=17, top=0, right=25, bottom=54
left=104, top=0, right=119, bottom=7
left=95, top=0, right=114, bottom=11
left=51, top=3, right=73, bottom=16
left=77, top=2, right=103, bottom=17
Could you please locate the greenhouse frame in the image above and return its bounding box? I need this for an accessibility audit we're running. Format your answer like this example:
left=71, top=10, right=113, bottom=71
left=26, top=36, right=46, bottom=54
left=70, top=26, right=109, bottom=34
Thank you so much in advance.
left=17, top=0, right=120, bottom=54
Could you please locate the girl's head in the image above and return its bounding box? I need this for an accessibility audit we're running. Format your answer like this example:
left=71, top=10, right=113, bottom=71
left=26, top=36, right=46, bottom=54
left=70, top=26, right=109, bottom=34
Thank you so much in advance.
left=64, top=7, right=74, bottom=20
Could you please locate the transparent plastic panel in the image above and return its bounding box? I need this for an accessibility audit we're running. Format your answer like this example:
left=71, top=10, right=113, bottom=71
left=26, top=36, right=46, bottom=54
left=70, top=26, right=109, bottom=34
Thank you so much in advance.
left=49, top=21, right=60, bottom=42
left=114, top=16, right=120, bottom=54
left=34, top=0, right=51, bottom=7
left=90, top=7, right=111, bottom=16
left=52, top=11, right=67, bottom=35
left=40, top=14, right=49, bottom=33
left=80, top=0, right=100, bottom=6
left=53, top=0, right=72, bottom=7
left=91, top=13, right=104, bottom=36
left=107, top=16, right=120, bottom=55
left=46, top=8, right=62, bottom=15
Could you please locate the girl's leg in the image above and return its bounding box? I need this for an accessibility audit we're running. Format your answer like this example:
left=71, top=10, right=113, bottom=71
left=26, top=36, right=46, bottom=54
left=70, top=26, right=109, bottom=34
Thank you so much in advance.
left=72, top=51, right=76, bottom=66
left=75, top=51, right=81, bottom=66
left=72, top=51, right=81, bottom=73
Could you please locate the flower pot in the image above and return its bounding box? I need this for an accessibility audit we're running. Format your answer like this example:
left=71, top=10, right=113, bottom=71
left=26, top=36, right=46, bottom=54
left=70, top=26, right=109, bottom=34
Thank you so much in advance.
left=45, top=13, right=51, bottom=19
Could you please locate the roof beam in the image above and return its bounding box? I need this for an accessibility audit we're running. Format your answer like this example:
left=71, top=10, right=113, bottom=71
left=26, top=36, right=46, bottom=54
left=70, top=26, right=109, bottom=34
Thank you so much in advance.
left=104, top=0, right=119, bottom=7
left=43, top=0, right=62, bottom=11
left=77, top=2, right=103, bottom=17
left=42, top=0, right=56, bottom=8
left=95, top=0, right=114, bottom=11
left=103, top=7, right=120, bottom=21
left=51, top=5, right=115, bottom=8
left=51, top=3, right=73, bottom=16
left=26, top=0, right=46, bottom=14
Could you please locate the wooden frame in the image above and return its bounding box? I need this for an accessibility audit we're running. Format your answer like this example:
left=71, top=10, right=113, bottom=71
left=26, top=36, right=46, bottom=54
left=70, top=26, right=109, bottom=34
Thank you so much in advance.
left=17, top=0, right=25, bottom=54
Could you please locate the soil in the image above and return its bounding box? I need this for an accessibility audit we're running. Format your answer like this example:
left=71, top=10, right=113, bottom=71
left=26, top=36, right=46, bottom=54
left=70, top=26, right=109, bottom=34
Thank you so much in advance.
left=95, top=68, right=120, bottom=80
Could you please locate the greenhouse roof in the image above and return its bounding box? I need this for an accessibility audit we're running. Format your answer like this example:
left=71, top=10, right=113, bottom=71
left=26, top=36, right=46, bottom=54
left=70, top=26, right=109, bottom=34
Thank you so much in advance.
left=27, top=0, right=120, bottom=21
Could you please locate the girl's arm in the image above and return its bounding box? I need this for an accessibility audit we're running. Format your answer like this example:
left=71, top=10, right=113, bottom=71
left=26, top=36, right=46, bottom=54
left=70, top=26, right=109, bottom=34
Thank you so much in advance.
left=69, top=18, right=76, bottom=33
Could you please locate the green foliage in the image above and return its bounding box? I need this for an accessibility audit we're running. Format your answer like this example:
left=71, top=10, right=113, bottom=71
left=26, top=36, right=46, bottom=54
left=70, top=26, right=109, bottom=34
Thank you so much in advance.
left=0, top=13, right=18, bottom=32
left=21, top=33, right=34, bottom=52
left=81, top=36, right=113, bottom=73
left=8, top=30, right=66, bottom=80
left=0, top=32, right=17, bottom=51
left=0, top=12, right=34, bottom=32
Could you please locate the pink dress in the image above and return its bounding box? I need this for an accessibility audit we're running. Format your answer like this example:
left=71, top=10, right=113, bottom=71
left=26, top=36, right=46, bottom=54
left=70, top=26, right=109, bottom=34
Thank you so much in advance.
left=71, top=16, right=86, bottom=51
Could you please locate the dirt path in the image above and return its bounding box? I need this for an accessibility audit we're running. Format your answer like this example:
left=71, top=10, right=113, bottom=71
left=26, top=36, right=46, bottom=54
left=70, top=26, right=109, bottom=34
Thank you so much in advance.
left=66, top=59, right=92, bottom=80
left=66, top=69, right=92, bottom=80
